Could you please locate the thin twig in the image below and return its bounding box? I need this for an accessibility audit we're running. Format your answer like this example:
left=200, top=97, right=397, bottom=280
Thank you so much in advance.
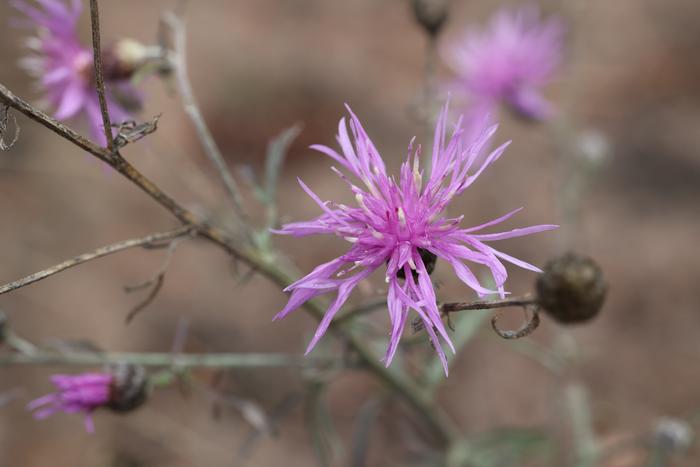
left=490, top=306, right=541, bottom=340
left=0, top=84, right=112, bottom=163
left=0, top=105, right=20, bottom=151
left=0, top=82, right=458, bottom=445
left=162, top=12, right=248, bottom=225
left=440, top=295, right=539, bottom=314
left=124, top=237, right=183, bottom=323
left=411, top=295, right=538, bottom=333
left=0, top=226, right=192, bottom=296
left=88, top=0, right=115, bottom=151
left=0, top=351, right=331, bottom=369
left=125, top=237, right=182, bottom=292
left=125, top=274, right=164, bottom=323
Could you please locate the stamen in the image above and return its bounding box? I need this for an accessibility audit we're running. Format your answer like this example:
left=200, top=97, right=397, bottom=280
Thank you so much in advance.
left=397, top=207, right=406, bottom=226
left=408, top=258, right=417, bottom=270
left=413, top=157, right=422, bottom=191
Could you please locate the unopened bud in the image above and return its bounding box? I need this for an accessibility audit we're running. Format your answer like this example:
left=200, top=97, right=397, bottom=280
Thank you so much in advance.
left=536, top=252, right=607, bottom=324
left=653, top=417, right=693, bottom=453
left=106, top=363, right=148, bottom=413
left=102, top=39, right=161, bottom=81
left=577, top=130, right=610, bottom=167
left=410, top=0, right=449, bottom=37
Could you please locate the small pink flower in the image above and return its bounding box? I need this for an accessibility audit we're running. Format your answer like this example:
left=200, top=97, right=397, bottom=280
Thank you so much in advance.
left=442, top=6, right=564, bottom=121
left=12, top=0, right=143, bottom=144
left=273, top=102, right=557, bottom=374
left=28, top=372, right=113, bottom=433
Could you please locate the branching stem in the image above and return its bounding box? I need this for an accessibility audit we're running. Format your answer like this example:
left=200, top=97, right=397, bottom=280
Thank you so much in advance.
left=0, top=226, right=193, bottom=296
left=0, top=351, right=326, bottom=369
left=441, top=295, right=538, bottom=314
left=0, top=82, right=458, bottom=445
left=162, top=12, right=248, bottom=226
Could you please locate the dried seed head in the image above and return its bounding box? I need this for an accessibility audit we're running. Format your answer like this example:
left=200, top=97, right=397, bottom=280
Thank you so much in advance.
left=410, top=0, right=449, bottom=37
left=105, top=363, right=148, bottom=413
left=536, top=252, right=607, bottom=324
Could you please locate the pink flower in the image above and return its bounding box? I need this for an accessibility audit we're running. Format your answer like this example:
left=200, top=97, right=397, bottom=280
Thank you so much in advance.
left=442, top=6, right=564, bottom=121
left=27, top=372, right=113, bottom=432
left=274, top=103, right=557, bottom=374
left=12, top=0, right=142, bottom=145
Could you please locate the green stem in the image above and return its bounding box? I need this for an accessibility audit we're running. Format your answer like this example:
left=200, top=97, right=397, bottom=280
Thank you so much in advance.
left=0, top=351, right=327, bottom=369
left=566, top=382, right=599, bottom=467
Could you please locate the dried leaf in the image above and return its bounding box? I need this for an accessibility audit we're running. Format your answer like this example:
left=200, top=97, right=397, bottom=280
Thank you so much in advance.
left=112, top=114, right=161, bottom=149
left=0, top=106, right=19, bottom=151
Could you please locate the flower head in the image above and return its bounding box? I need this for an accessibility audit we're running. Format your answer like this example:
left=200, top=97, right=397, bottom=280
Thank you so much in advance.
left=27, top=365, right=148, bottom=432
left=28, top=372, right=113, bottom=432
left=274, top=103, right=557, bottom=374
left=12, top=0, right=143, bottom=144
left=442, top=6, right=564, bottom=120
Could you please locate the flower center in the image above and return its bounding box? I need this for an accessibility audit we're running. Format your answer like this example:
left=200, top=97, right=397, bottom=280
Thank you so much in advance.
left=396, top=248, right=437, bottom=280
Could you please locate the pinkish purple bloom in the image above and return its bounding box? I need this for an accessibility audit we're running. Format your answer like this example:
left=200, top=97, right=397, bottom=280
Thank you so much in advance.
left=442, top=6, right=564, bottom=121
left=273, top=103, right=557, bottom=374
left=27, top=372, right=112, bottom=432
left=13, top=0, right=142, bottom=145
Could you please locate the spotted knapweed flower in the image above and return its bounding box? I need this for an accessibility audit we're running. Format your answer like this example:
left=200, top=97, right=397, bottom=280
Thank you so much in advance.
left=28, top=372, right=112, bottom=432
left=273, top=103, right=557, bottom=374
left=12, top=0, right=143, bottom=145
left=442, top=6, right=564, bottom=121
left=28, top=365, right=147, bottom=432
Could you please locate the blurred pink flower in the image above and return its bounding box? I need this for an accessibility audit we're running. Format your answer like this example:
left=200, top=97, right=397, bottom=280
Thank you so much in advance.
left=27, top=372, right=112, bottom=433
left=12, top=0, right=142, bottom=145
left=442, top=6, right=564, bottom=121
left=273, top=103, right=557, bottom=374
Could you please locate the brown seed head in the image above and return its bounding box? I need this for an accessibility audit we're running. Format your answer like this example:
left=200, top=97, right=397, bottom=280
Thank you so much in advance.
left=106, top=363, right=148, bottom=413
left=536, top=252, right=607, bottom=324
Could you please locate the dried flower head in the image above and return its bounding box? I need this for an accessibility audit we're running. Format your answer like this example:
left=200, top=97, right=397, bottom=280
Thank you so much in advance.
left=274, top=103, right=557, bottom=374
left=28, top=364, right=148, bottom=432
left=12, top=0, right=144, bottom=144
left=442, top=6, right=564, bottom=121
left=536, top=252, right=607, bottom=324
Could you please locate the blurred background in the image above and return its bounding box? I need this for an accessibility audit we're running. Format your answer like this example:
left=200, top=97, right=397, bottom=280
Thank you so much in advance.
left=1, top=0, right=700, bottom=466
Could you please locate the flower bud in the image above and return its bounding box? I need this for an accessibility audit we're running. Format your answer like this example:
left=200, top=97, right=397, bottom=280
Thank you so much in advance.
left=536, top=252, right=607, bottom=324
left=653, top=417, right=693, bottom=454
left=102, top=39, right=158, bottom=81
left=106, top=363, right=148, bottom=413
left=410, top=0, right=449, bottom=37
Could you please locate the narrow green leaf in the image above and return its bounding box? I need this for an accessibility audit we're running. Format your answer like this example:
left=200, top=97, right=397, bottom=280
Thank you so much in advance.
left=265, top=124, right=302, bottom=202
